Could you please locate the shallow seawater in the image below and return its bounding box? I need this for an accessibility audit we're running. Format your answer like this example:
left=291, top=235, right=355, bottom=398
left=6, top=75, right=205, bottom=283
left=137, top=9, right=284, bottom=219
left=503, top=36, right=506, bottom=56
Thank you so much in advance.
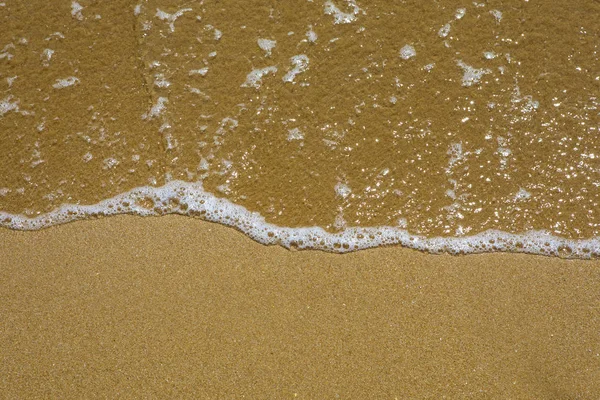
left=1, top=0, right=599, bottom=257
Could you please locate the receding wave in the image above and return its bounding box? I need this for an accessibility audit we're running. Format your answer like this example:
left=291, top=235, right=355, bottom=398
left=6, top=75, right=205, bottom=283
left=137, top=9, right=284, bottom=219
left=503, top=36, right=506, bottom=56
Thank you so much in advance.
left=2, top=180, right=599, bottom=258
left=1, top=0, right=599, bottom=258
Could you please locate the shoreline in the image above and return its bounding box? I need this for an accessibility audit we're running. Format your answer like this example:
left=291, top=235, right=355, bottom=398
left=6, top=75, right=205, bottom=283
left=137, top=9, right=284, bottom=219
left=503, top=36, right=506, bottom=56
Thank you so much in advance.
left=3, top=180, right=599, bottom=258
left=2, top=214, right=599, bottom=398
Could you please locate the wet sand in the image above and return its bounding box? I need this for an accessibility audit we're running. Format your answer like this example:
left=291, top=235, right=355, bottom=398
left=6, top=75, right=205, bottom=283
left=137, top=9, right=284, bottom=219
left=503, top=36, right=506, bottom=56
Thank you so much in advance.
left=2, top=0, right=600, bottom=242
left=2, top=217, right=600, bottom=398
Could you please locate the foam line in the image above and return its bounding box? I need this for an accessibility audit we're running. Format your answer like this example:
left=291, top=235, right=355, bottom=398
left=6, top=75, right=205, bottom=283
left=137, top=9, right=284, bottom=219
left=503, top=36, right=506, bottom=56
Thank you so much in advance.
left=1, top=180, right=599, bottom=258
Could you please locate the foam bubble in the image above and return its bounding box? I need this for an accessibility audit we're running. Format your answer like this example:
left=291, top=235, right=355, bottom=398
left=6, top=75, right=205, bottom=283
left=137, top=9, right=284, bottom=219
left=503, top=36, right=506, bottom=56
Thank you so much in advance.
left=52, top=77, right=79, bottom=89
left=287, top=128, right=304, bottom=141
left=6, top=76, right=17, bottom=87
left=456, top=60, right=490, bottom=87
left=515, top=188, right=531, bottom=201
left=257, top=38, right=276, bottom=57
left=189, top=67, right=209, bottom=77
left=483, top=51, right=496, bottom=59
left=306, top=26, right=318, bottom=43
left=154, top=73, right=171, bottom=87
left=41, top=48, right=54, bottom=66
left=0, top=96, right=20, bottom=116
left=399, top=45, right=416, bottom=60
left=438, top=24, right=451, bottom=38
left=142, top=97, right=168, bottom=119
left=283, top=55, right=309, bottom=83
left=324, top=1, right=361, bottom=24
left=490, top=9, right=503, bottom=23
left=1, top=180, right=598, bottom=258
left=241, top=66, right=277, bottom=88
left=455, top=8, right=466, bottom=19
left=155, top=8, right=192, bottom=32
left=335, top=182, right=351, bottom=199
left=71, top=1, right=84, bottom=20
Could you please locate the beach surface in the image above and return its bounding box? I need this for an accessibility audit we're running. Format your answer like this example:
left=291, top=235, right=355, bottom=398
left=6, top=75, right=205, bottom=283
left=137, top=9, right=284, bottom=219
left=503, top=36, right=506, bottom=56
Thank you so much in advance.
left=2, top=216, right=600, bottom=398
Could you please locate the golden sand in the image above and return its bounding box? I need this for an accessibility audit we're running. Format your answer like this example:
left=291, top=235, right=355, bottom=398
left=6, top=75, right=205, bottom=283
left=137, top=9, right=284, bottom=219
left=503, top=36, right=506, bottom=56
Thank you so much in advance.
left=1, top=215, right=600, bottom=398
left=1, top=1, right=600, bottom=396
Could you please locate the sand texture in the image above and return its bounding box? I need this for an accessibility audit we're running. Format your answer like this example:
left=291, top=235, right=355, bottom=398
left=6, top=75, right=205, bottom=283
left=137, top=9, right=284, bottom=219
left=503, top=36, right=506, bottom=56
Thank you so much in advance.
left=2, top=216, right=600, bottom=398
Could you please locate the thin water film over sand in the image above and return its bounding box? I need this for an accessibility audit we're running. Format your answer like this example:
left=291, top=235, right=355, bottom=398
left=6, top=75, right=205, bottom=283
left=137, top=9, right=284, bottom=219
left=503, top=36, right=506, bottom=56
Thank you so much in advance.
left=1, top=0, right=599, bottom=255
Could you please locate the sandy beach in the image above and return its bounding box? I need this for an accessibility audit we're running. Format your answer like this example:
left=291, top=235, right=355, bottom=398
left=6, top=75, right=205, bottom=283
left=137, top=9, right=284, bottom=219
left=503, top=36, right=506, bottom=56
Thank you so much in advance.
left=2, top=1, right=600, bottom=397
left=2, top=217, right=600, bottom=398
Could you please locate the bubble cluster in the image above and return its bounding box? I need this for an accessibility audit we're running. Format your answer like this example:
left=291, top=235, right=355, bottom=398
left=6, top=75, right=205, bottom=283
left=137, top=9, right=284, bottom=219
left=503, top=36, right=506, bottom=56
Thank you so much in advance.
left=2, top=181, right=599, bottom=259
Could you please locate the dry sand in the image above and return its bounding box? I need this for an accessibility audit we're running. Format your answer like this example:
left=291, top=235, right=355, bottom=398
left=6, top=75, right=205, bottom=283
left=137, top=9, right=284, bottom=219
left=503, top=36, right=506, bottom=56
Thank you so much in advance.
left=1, top=217, right=600, bottom=399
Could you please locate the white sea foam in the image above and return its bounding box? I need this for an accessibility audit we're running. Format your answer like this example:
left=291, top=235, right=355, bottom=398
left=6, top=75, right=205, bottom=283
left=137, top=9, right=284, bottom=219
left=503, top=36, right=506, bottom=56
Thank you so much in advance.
left=306, top=26, right=318, bottom=43
left=0, top=180, right=598, bottom=258
left=283, top=55, right=309, bottom=83
left=0, top=43, right=14, bottom=60
left=41, top=48, right=55, bottom=66
left=155, top=8, right=192, bottom=32
left=456, top=60, right=490, bottom=87
left=287, top=128, right=304, bottom=141
left=490, top=9, right=503, bottom=23
left=71, top=1, right=84, bottom=20
left=189, top=67, right=209, bottom=77
left=142, top=96, right=168, bottom=119
left=515, top=188, right=531, bottom=201
left=214, top=29, right=223, bottom=41
left=455, top=8, right=466, bottom=20
left=438, top=24, right=451, bottom=38
left=335, top=182, right=351, bottom=199
left=0, top=96, right=20, bottom=116
left=483, top=51, right=496, bottom=59
left=257, top=38, right=276, bottom=57
left=399, top=45, right=416, bottom=60
left=241, top=66, right=277, bottom=88
left=324, top=0, right=361, bottom=24
left=154, top=73, right=171, bottom=87
left=52, top=77, right=79, bottom=89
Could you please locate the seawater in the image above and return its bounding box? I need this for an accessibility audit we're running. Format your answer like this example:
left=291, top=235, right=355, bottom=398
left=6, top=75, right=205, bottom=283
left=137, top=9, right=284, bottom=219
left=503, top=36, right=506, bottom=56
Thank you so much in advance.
left=1, top=0, right=599, bottom=257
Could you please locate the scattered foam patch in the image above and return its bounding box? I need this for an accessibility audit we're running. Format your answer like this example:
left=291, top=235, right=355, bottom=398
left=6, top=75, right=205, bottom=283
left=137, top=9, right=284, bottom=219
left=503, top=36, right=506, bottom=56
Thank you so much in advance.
left=0, top=180, right=598, bottom=258
left=399, top=44, right=416, bottom=60
left=41, top=48, right=55, bottom=66
left=241, top=66, right=278, bottom=88
left=142, top=96, right=168, bottom=119
left=324, top=0, right=361, bottom=24
left=438, top=24, right=451, bottom=38
left=515, top=188, right=531, bottom=201
left=490, top=9, right=503, bottom=23
left=189, top=67, right=209, bottom=77
left=155, top=8, right=192, bottom=32
left=71, top=1, right=84, bottom=20
left=306, top=26, right=318, bottom=43
left=456, top=60, right=490, bottom=87
left=335, top=182, right=351, bottom=199
left=455, top=8, right=466, bottom=19
left=154, top=73, right=171, bottom=87
left=52, top=77, right=79, bottom=89
left=257, top=38, right=276, bottom=57
left=287, top=128, right=304, bottom=141
left=283, top=55, right=309, bottom=83
left=0, top=95, right=20, bottom=116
